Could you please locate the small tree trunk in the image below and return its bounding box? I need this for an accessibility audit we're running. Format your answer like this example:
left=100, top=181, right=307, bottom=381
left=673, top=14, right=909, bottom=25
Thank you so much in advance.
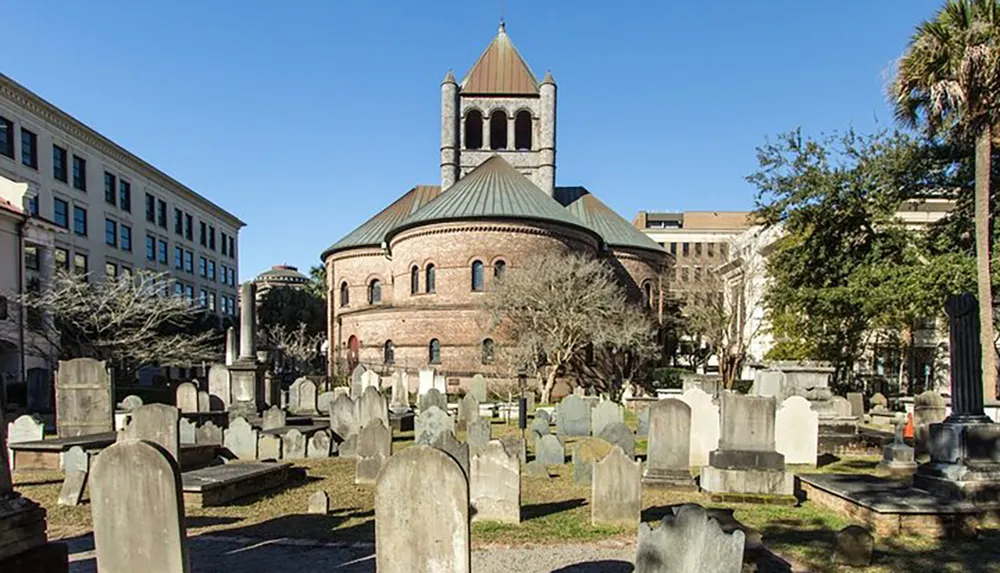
left=540, top=369, right=558, bottom=404
left=975, top=125, right=997, bottom=402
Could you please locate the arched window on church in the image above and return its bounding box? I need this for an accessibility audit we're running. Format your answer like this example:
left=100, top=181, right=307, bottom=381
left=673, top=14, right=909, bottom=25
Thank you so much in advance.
left=426, top=264, right=436, bottom=293
left=471, top=260, right=484, bottom=291
left=482, top=338, right=495, bottom=364
left=410, top=265, right=419, bottom=295
left=368, top=279, right=381, bottom=304
left=429, top=338, right=441, bottom=364
left=514, top=111, right=532, bottom=150
left=465, top=110, right=483, bottom=150
left=384, top=340, right=394, bottom=364
left=642, top=281, right=653, bottom=309
left=489, top=110, right=508, bottom=150
left=493, top=260, right=506, bottom=278
left=339, top=281, right=349, bottom=307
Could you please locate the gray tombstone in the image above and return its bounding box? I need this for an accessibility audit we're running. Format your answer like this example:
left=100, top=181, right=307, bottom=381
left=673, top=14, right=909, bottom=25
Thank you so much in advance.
left=466, top=417, right=492, bottom=456
left=125, top=404, right=180, bottom=462
left=597, top=422, right=635, bottom=459
left=524, top=460, right=551, bottom=478
left=357, top=386, right=389, bottom=430
left=351, top=365, right=367, bottom=399
left=389, top=371, right=411, bottom=414
left=534, top=434, right=565, bottom=466
left=434, top=431, right=470, bottom=479
left=121, top=395, right=143, bottom=412
left=643, top=399, right=694, bottom=488
left=846, top=392, right=864, bottom=417
left=830, top=395, right=853, bottom=418
left=556, top=395, right=591, bottom=437
left=57, top=358, right=113, bottom=438
left=470, top=440, right=520, bottom=524
left=262, top=405, right=287, bottom=431
left=833, top=525, right=874, bottom=567
left=878, top=423, right=917, bottom=476
left=592, top=445, right=641, bottom=526
left=57, top=445, right=89, bottom=506
left=635, top=504, right=744, bottom=573
left=90, top=440, right=190, bottom=573
left=356, top=419, right=392, bottom=485
left=637, top=406, right=650, bottom=438
left=374, top=445, right=470, bottom=572
left=282, top=428, right=307, bottom=460
left=287, top=378, right=303, bottom=413
left=298, top=379, right=318, bottom=415
left=175, top=382, right=198, bottom=414
left=572, top=437, right=613, bottom=485
left=339, top=434, right=358, bottom=458
left=195, top=421, right=223, bottom=445
left=415, top=406, right=455, bottom=446
left=914, top=390, right=947, bottom=457
left=308, top=490, right=330, bottom=515
left=329, top=394, right=358, bottom=441
left=419, top=387, right=447, bottom=413
left=196, top=391, right=209, bottom=413
left=499, top=436, right=527, bottom=464
left=207, top=364, right=231, bottom=411
left=308, top=430, right=333, bottom=458
left=530, top=410, right=551, bottom=438
left=178, top=418, right=196, bottom=445
left=223, top=417, right=258, bottom=460
left=317, top=391, right=335, bottom=415
left=457, top=394, right=480, bottom=430
left=8, top=414, right=44, bottom=461
left=258, top=434, right=282, bottom=460
left=591, top=400, right=624, bottom=437
left=870, top=392, right=888, bottom=411
left=469, top=375, right=488, bottom=403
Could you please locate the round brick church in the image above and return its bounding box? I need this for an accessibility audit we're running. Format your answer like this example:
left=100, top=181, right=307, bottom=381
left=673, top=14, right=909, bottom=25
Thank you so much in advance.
left=322, top=24, right=667, bottom=384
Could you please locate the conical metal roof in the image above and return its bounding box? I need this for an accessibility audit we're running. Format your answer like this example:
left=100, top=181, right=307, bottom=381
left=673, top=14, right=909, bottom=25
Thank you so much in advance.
left=321, top=185, right=441, bottom=259
left=460, top=22, right=539, bottom=96
left=555, top=187, right=666, bottom=254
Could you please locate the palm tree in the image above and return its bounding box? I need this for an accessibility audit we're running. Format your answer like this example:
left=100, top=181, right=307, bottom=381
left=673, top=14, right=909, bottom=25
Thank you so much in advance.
left=892, top=0, right=1000, bottom=401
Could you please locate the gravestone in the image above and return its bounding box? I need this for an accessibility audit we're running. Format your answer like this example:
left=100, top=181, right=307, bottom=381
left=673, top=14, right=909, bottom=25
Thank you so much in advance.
left=194, top=391, right=208, bottom=413
left=196, top=421, right=223, bottom=445
left=597, top=422, right=635, bottom=459
left=572, top=437, right=613, bottom=485
left=524, top=460, right=551, bottom=477
left=417, top=368, right=435, bottom=396
left=469, top=375, right=488, bottom=403
left=591, top=400, right=624, bottom=437
left=644, top=399, right=694, bottom=488
left=308, top=491, right=329, bottom=515
left=339, top=434, right=358, bottom=458
left=530, top=410, right=551, bottom=439
left=258, top=434, right=282, bottom=460
left=8, top=415, right=44, bottom=469
left=124, top=404, right=180, bottom=462
left=499, top=436, right=526, bottom=464
left=308, top=430, right=333, bottom=458
left=361, top=370, right=381, bottom=394
left=207, top=364, right=230, bottom=411
left=470, top=440, right=520, bottom=523
left=466, top=417, right=492, bottom=456
left=90, top=440, right=190, bottom=573
left=433, top=374, right=447, bottom=393
left=419, top=387, right=447, bottom=413
left=225, top=327, right=237, bottom=366
left=433, top=431, right=470, bottom=479
left=223, top=417, right=258, bottom=460
left=175, top=382, right=198, bottom=414
left=534, top=434, right=565, bottom=466
left=298, top=379, right=318, bottom=415
left=389, top=371, right=410, bottom=414
left=415, top=406, right=454, bottom=446
left=57, top=358, right=113, bottom=438
left=329, top=394, right=358, bottom=440
left=374, top=445, right=470, bottom=572
left=774, top=396, right=818, bottom=466
left=121, top=395, right=143, bottom=412
left=317, top=391, right=335, bottom=415
left=913, top=390, right=947, bottom=458
left=457, top=394, right=479, bottom=430
left=635, top=504, right=744, bottom=573
left=638, top=406, right=649, bottom=438
left=846, top=392, right=864, bottom=418
left=830, top=396, right=853, bottom=418
left=357, top=386, right=389, bottom=430
left=57, top=445, right=89, bottom=506
left=351, top=365, right=367, bottom=398
left=878, top=422, right=917, bottom=476
left=700, top=394, right=793, bottom=496
left=288, top=378, right=303, bottom=413
left=178, top=418, right=196, bottom=445
left=870, top=392, right=888, bottom=411
left=282, top=429, right=307, bottom=460
left=356, top=419, right=392, bottom=485
left=262, top=406, right=287, bottom=431
left=679, top=388, right=720, bottom=467
left=592, top=445, right=641, bottom=526
left=833, top=525, right=873, bottom=567
left=556, top=395, right=591, bottom=437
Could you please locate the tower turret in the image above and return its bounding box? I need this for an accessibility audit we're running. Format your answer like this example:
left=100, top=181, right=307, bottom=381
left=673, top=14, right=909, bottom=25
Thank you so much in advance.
left=538, top=71, right=557, bottom=196
left=440, top=70, right=460, bottom=189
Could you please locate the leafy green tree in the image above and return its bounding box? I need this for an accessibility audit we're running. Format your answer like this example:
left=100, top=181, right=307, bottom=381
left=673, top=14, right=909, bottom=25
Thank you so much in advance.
left=305, top=264, right=327, bottom=300
left=258, top=286, right=326, bottom=336
left=892, top=0, right=1000, bottom=398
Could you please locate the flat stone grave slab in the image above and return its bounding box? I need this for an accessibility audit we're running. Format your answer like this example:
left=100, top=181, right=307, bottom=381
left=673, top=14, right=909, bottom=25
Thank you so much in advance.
left=798, top=473, right=993, bottom=537
left=8, top=432, right=117, bottom=471
left=182, top=462, right=293, bottom=507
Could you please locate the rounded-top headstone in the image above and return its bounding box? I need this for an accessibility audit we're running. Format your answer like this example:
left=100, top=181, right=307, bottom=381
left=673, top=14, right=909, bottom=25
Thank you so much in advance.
left=121, top=395, right=143, bottom=412
left=833, top=525, right=873, bottom=567
left=308, top=490, right=330, bottom=515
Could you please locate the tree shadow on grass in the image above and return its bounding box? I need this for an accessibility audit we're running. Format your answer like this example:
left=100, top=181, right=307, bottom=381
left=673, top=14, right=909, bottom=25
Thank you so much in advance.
left=206, top=513, right=377, bottom=544
left=186, top=515, right=243, bottom=528
left=551, top=560, right=633, bottom=572
left=521, top=498, right=585, bottom=521
left=12, top=477, right=64, bottom=486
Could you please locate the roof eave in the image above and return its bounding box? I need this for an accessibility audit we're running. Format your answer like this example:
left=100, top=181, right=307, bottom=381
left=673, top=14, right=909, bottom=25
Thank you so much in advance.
left=384, top=214, right=604, bottom=251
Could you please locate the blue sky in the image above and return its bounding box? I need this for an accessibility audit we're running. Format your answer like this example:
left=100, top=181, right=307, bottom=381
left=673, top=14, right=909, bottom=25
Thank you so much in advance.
left=5, top=1, right=943, bottom=280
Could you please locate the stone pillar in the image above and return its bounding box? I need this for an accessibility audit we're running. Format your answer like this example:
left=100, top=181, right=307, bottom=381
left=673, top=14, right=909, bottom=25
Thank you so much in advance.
left=538, top=72, right=557, bottom=196
left=238, top=282, right=256, bottom=360
left=225, top=327, right=237, bottom=366
left=440, top=71, right=460, bottom=190
left=944, top=294, right=989, bottom=422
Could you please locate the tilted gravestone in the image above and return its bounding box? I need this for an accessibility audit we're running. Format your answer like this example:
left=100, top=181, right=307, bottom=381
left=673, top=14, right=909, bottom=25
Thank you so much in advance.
left=258, top=434, right=282, bottom=460
left=262, top=406, right=287, bottom=431
left=283, top=429, right=307, bottom=460
left=197, top=391, right=210, bottom=413
left=643, top=399, right=694, bottom=488
left=121, top=395, right=143, bottom=412
left=308, top=490, right=330, bottom=515
left=178, top=418, right=196, bottom=445
left=356, top=419, right=392, bottom=485
left=469, top=374, right=488, bottom=403
left=635, top=504, right=744, bottom=573
left=534, top=434, right=565, bottom=466
left=434, top=431, right=470, bottom=479
left=597, top=422, right=635, bottom=459
left=57, top=358, right=113, bottom=438
left=470, top=440, right=520, bottom=524
left=357, top=386, right=389, bottom=431
left=415, top=406, right=455, bottom=446
left=419, top=387, right=447, bottom=413
left=224, top=417, right=258, bottom=460
left=679, top=388, right=720, bottom=468
left=775, top=396, right=818, bottom=466
left=591, top=400, right=624, bottom=437
left=592, top=445, right=641, bottom=526
left=466, top=417, right=492, bottom=456
left=329, top=394, right=358, bottom=441
left=175, top=382, right=198, bottom=414
left=317, top=392, right=335, bottom=415
left=308, top=430, right=333, bottom=458
left=125, top=404, right=180, bottom=462
left=457, top=394, right=480, bottom=430
left=530, top=410, right=551, bottom=439
left=57, top=445, right=89, bottom=506
left=572, top=437, right=613, bottom=485
left=196, top=421, right=223, bottom=445
left=556, top=395, right=591, bottom=437
left=374, top=445, right=470, bottom=572
left=91, top=440, right=190, bottom=573
left=846, top=392, right=865, bottom=418
left=207, top=364, right=230, bottom=411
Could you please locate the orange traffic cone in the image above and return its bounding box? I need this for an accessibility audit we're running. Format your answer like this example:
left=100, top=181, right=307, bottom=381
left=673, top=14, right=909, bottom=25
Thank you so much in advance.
left=903, top=412, right=914, bottom=440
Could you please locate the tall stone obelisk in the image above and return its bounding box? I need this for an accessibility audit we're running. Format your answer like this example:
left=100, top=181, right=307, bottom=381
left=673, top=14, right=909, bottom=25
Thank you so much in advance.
left=228, top=282, right=263, bottom=421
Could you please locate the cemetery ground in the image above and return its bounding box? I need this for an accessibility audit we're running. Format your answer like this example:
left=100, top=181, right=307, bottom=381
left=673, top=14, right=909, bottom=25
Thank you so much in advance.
left=12, top=419, right=1000, bottom=572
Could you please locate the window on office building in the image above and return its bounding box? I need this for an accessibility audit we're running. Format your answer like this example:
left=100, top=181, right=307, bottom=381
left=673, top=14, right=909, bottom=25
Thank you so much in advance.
left=145, top=193, right=156, bottom=222
left=21, top=128, right=37, bottom=169
left=146, top=235, right=156, bottom=260
left=119, top=180, right=131, bottom=212
left=120, top=225, right=132, bottom=251
left=105, top=219, right=117, bottom=247
left=27, top=195, right=38, bottom=216
left=220, top=232, right=227, bottom=255
left=53, top=198, right=69, bottom=228
left=55, top=247, right=69, bottom=270
left=24, top=245, right=39, bottom=271
left=158, top=240, right=168, bottom=264
left=209, top=226, right=216, bottom=250
left=72, top=155, right=87, bottom=191
left=184, top=250, right=193, bottom=273
left=73, top=253, right=88, bottom=276
left=174, top=246, right=183, bottom=270
left=0, top=116, right=13, bottom=159
left=174, top=208, right=183, bottom=235
left=105, top=262, right=118, bottom=278
left=73, top=206, right=87, bottom=236
left=199, top=221, right=207, bottom=246
left=157, top=199, right=167, bottom=228
left=53, top=145, right=67, bottom=182
left=199, top=256, right=207, bottom=278
left=208, top=260, right=216, bottom=281
left=104, top=172, right=116, bottom=204
left=185, top=214, right=193, bottom=241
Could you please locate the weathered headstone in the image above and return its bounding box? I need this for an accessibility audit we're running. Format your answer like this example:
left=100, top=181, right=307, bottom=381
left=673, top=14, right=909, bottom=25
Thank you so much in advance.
left=433, top=374, right=447, bottom=393
left=434, top=431, right=470, bottom=479
left=223, top=417, right=258, bottom=460
left=643, top=398, right=695, bottom=488
left=878, top=422, right=917, bottom=476
left=457, top=394, right=480, bottom=430
left=282, top=428, right=307, bottom=460
left=357, top=386, right=389, bottom=430
left=530, top=410, right=551, bottom=439
left=846, top=392, right=864, bottom=418
left=470, top=440, right=520, bottom=523
left=351, top=364, right=367, bottom=398
left=679, top=388, right=720, bottom=467
left=415, top=405, right=455, bottom=446
left=833, top=525, right=874, bottom=567
left=775, top=396, right=818, bottom=466
left=8, top=415, right=44, bottom=469
left=175, top=382, right=198, bottom=414
left=125, top=404, right=180, bottom=462
left=329, top=394, right=358, bottom=440
left=207, top=364, right=230, bottom=411
left=317, top=391, right=335, bottom=415
left=572, top=437, right=613, bottom=485
left=597, top=422, right=635, bottom=459
left=308, top=490, right=330, bottom=515
left=258, top=434, right=282, bottom=460
left=417, top=368, right=435, bottom=396
left=178, top=418, right=196, bottom=445
left=361, top=370, right=381, bottom=394
left=197, top=391, right=210, bottom=413
left=556, top=395, right=591, bottom=437
left=374, top=445, right=470, bottom=572
left=499, top=435, right=527, bottom=464
left=121, top=395, right=143, bottom=412
left=469, top=375, right=488, bottom=403
left=308, top=430, right=333, bottom=458
left=57, top=445, right=89, bottom=506
left=591, top=400, right=624, bottom=437
left=534, top=434, right=565, bottom=466
left=638, top=406, right=650, bottom=438
left=913, top=390, right=947, bottom=458
left=90, top=440, right=190, bottom=573
left=389, top=371, right=411, bottom=414
left=830, top=395, right=853, bottom=418
left=524, top=459, right=551, bottom=477
left=57, top=358, right=113, bottom=438
left=195, top=421, right=223, bottom=445
left=262, top=405, right=286, bottom=431
left=635, top=504, right=744, bottom=573
left=288, top=378, right=303, bottom=413
left=870, top=392, right=888, bottom=411
left=356, top=419, right=392, bottom=485
left=419, top=387, right=447, bottom=413
left=339, top=434, right=358, bottom=458
left=466, top=417, right=492, bottom=456
left=592, top=445, right=641, bottom=526
left=298, top=379, right=318, bottom=415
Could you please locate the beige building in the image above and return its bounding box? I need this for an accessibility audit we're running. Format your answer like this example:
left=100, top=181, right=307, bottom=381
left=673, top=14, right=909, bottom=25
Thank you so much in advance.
left=252, top=264, right=310, bottom=301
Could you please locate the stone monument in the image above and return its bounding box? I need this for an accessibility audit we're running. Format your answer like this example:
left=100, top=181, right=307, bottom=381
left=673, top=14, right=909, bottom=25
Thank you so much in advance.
left=228, top=281, right=264, bottom=421
left=877, top=422, right=917, bottom=477
left=643, top=399, right=695, bottom=488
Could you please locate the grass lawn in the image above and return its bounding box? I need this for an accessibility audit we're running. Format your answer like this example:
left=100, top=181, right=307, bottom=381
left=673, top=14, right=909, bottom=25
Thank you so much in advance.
left=14, top=421, right=1000, bottom=572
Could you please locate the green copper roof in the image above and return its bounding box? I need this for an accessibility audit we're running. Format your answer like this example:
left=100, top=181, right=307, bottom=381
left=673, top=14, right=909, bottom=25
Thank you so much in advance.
left=321, top=185, right=441, bottom=259
left=555, top=187, right=665, bottom=254
left=386, top=156, right=598, bottom=241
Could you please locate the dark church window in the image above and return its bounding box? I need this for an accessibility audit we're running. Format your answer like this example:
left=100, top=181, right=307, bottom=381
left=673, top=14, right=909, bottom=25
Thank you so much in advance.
left=340, top=281, right=349, bottom=307
left=489, top=110, right=507, bottom=150
left=493, top=260, right=506, bottom=278
left=410, top=265, right=419, bottom=295
left=514, top=111, right=532, bottom=150
left=429, top=338, right=441, bottom=364
left=384, top=340, right=394, bottom=364
left=471, top=260, right=484, bottom=291
left=482, top=338, right=495, bottom=364
left=368, top=279, right=381, bottom=304
left=426, top=264, right=436, bottom=293
left=643, top=281, right=653, bottom=309
left=464, top=110, right=483, bottom=150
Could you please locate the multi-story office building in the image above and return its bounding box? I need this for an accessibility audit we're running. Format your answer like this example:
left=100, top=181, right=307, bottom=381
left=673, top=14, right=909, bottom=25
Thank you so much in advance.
left=0, top=73, right=244, bottom=319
